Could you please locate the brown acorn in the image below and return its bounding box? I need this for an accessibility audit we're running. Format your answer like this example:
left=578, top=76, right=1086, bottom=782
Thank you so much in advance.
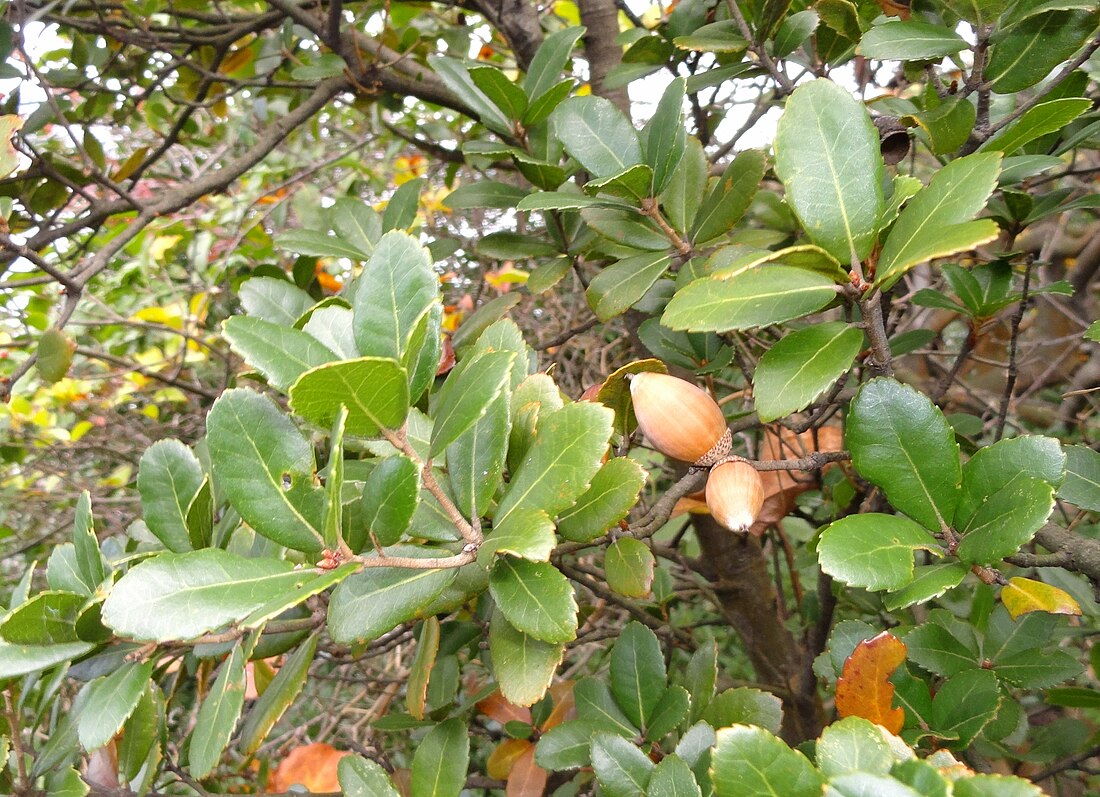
left=629, top=372, right=730, bottom=464
left=705, top=460, right=765, bottom=533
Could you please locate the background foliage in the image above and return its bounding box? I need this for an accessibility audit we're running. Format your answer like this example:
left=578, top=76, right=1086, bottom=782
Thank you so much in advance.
left=0, top=0, right=1099, bottom=795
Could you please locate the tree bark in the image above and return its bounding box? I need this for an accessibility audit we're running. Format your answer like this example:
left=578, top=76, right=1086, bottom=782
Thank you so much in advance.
left=577, top=0, right=631, bottom=115
left=470, top=0, right=544, bottom=71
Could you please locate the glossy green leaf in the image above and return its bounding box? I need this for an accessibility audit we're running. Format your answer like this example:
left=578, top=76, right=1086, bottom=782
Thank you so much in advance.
left=185, top=478, right=213, bottom=549
left=858, top=21, right=967, bottom=59
left=883, top=563, right=969, bottom=610
left=818, top=514, right=941, bottom=590
left=410, top=717, right=469, bottom=797
left=323, top=407, right=347, bottom=549
left=447, top=392, right=509, bottom=521
left=993, top=648, right=1082, bottom=688
left=524, top=78, right=575, bottom=126
left=662, top=136, right=707, bottom=235
left=903, top=97, right=977, bottom=156
left=118, top=683, right=162, bottom=783
left=78, top=660, right=153, bottom=751
left=239, top=277, right=315, bottom=327
left=223, top=316, right=337, bottom=391
left=691, top=149, right=767, bottom=246
left=662, top=266, right=837, bottom=332
left=517, top=191, right=633, bottom=211
left=72, top=491, right=106, bottom=592
left=478, top=508, right=556, bottom=564
left=331, top=198, right=381, bottom=256
left=289, top=357, right=409, bottom=437
left=469, top=66, right=527, bottom=121
left=552, top=96, right=642, bottom=178
left=610, top=621, right=667, bottom=731
left=0, top=591, right=83, bottom=644
left=585, top=163, right=654, bottom=202
left=406, top=617, right=440, bottom=720
left=444, top=181, right=527, bottom=211
left=700, top=688, right=783, bottom=736
left=239, top=562, right=356, bottom=630
left=606, top=538, right=655, bottom=598
left=327, top=546, right=457, bottom=644
left=587, top=252, right=672, bottom=321
left=495, top=401, right=613, bottom=526
left=489, top=610, right=564, bottom=707
left=929, top=669, right=1000, bottom=747
left=238, top=633, right=319, bottom=754
left=954, top=775, right=1043, bottom=797
left=47, top=544, right=94, bottom=598
left=523, top=26, right=586, bottom=101
left=876, top=152, right=1002, bottom=287
left=981, top=98, right=1091, bottom=154
left=774, top=79, right=883, bottom=263
left=642, top=78, right=686, bottom=194
left=207, top=388, right=325, bottom=551
left=956, top=477, right=1055, bottom=564
left=189, top=643, right=246, bottom=778
left=302, top=306, right=358, bottom=359
left=684, top=641, right=717, bottom=721
left=673, top=21, right=748, bottom=52
left=1059, top=444, right=1100, bottom=511
left=711, top=725, right=824, bottom=797
left=646, top=685, right=691, bottom=742
left=275, top=229, right=370, bottom=261
left=557, top=457, right=647, bottom=543
left=955, top=434, right=1063, bottom=524
left=0, top=639, right=94, bottom=681
left=816, top=716, right=895, bottom=778
left=536, top=718, right=605, bottom=769
left=582, top=206, right=671, bottom=250
left=101, top=549, right=306, bottom=641
left=576, top=676, right=639, bottom=737
left=846, top=378, right=961, bottom=531
left=774, top=10, right=820, bottom=58
left=361, top=456, right=420, bottom=548
left=489, top=557, right=577, bottom=643
left=430, top=350, right=515, bottom=455
left=753, top=322, right=863, bottom=421
left=826, top=773, right=923, bottom=796
left=986, top=10, right=1099, bottom=93
left=339, top=755, right=402, bottom=797
left=591, top=731, right=654, bottom=797
left=649, top=753, right=702, bottom=797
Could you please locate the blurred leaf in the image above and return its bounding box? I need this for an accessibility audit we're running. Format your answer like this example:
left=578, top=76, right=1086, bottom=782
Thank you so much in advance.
left=444, top=181, right=528, bottom=210
left=929, top=669, right=1000, bottom=747
left=523, top=26, right=586, bottom=101
left=691, top=149, right=767, bottom=247
left=605, top=538, right=655, bottom=598
left=701, top=688, right=782, bottom=736
left=816, top=716, right=894, bottom=778
left=0, top=114, right=23, bottom=178
left=339, top=755, right=402, bottom=797
left=985, top=10, right=1099, bottom=93
left=1058, top=444, right=1100, bottom=511
left=37, top=328, right=75, bottom=384
left=591, top=732, right=654, bottom=797
left=407, top=617, right=440, bottom=720
left=858, top=21, right=967, bottom=59
left=0, top=591, right=83, bottom=644
left=240, top=277, right=315, bottom=327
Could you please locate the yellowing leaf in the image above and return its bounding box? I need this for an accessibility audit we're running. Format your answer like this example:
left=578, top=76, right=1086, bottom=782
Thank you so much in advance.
left=835, top=631, right=907, bottom=734
left=220, top=46, right=254, bottom=75
left=70, top=420, right=94, bottom=441
left=37, top=328, right=76, bottom=384
left=486, top=264, right=529, bottom=291
left=487, top=738, right=532, bottom=779
left=1002, top=577, right=1082, bottom=620
left=111, top=147, right=149, bottom=182
left=554, top=0, right=582, bottom=26
left=133, top=304, right=183, bottom=328
left=149, top=235, right=182, bottom=262
left=576, top=83, right=592, bottom=96
left=0, top=115, right=24, bottom=179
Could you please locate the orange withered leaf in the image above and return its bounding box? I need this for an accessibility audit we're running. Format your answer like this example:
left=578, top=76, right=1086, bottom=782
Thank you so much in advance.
left=269, top=742, right=349, bottom=792
left=487, top=738, right=532, bottom=780
left=477, top=689, right=532, bottom=726
left=506, top=746, right=548, bottom=797
left=835, top=631, right=907, bottom=734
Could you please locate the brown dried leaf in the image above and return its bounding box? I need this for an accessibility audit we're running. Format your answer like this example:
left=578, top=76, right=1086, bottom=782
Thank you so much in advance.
left=487, top=738, right=533, bottom=780
left=506, top=746, right=548, bottom=797
left=835, top=630, right=907, bottom=734
left=269, top=742, right=349, bottom=792
left=477, top=689, right=532, bottom=726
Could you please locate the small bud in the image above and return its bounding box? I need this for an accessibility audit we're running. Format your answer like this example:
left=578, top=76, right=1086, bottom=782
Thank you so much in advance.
left=706, top=460, right=765, bottom=533
left=629, top=372, right=728, bottom=464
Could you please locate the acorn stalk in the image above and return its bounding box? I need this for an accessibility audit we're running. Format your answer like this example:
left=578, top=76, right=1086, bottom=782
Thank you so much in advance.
left=629, top=372, right=729, bottom=465
left=706, top=460, right=765, bottom=533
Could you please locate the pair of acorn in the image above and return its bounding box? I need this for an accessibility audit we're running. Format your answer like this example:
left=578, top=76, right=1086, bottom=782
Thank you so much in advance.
left=629, top=372, right=763, bottom=533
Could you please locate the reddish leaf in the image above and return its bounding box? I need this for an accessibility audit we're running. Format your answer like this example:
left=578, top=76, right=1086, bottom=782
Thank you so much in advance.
left=269, top=742, right=349, bottom=792
left=487, top=738, right=532, bottom=779
left=835, top=631, right=907, bottom=734
left=477, top=690, right=532, bottom=726
left=506, top=746, right=548, bottom=797
left=540, top=680, right=576, bottom=731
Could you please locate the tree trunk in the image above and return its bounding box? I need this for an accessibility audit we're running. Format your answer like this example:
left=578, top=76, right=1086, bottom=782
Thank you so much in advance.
left=577, top=0, right=631, bottom=115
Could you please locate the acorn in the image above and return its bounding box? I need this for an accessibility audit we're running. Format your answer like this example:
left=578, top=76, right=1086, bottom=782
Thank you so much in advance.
left=705, top=460, right=765, bottom=533
left=629, top=372, right=731, bottom=465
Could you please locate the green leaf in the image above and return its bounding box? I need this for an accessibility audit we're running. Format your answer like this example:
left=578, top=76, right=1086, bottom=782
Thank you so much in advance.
left=986, top=10, right=1099, bottom=93
left=430, top=55, right=512, bottom=135
left=238, top=634, right=319, bottom=754
left=929, top=669, right=1000, bottom=747
left=662, top=266, right=837, bottom=332
left=289, top=357, right=409, bottom=437
left=0, top=639, right=94, bottom=681
left=905, top=618, right=980, bottom=678
left=517, top=191, right=634, bottom=211
left=524, top=79, right=575, bottom=126
left=478, top=230, right=560, bottom=259
left=642, top=78, right=687, bottom=195
left=207, top=388, right=325, bottom=551
left=495, top=402, right=613, bottom=526
left=478, top=508, right=556, bottom=564
left=858, top=21, right=967, bottom=59
left=552, top=96, right=642, bottom=178
left=591, top=732, right=654, bottom=797
left=876, top=153, right=1002, bottom=287
left=992, top=648, right=1082, bottom=688
left=523, top=26, right=586, bottom=101
left=955, top=477, right=1055, bottom=564
left=583, top=206, right=671, bottom=250
left=690, top=149, right=767, bottom=246
left=883, top=563, right=969, bottom=610
left=649, top=754, right=702, bottom=797
left=239, top=563, right=356, bottom=630
left=646, top=685, right=691, bottom=742
left=360, top=456, right=420, bottom=548
left=302, top=306, right=358, bottom=359
left=352, top=230, right=439, bottom=364
left=981, top=98, right=1091, bottom=154
left=451, top=294, right=525, bottom=354
left=661, top=136, right=707, bottom=235
left=585, top=164, right=654, bottom=202
left=382, top=177, right=425, bottom=232
left=430, top=350, right=515, bottom=455
left=904, top=97, right=977, bottom=156
left=406, top=617, right=439, bottom=720
left=469, top=66, right=527, bottom=121
left=752, top=322, right=863, bottom=421
left=327, top=547, right=457, bottom=644
left=536, top=719, right=605, bottom=769
left=189, top=643, right=247, bottom=778
left=447, top=392, right=509, bottom=521
left=774, top=10, right=820, bottom=58
left=323, top=408, right=347, bottom=549
left=587, top=252, right=673, bottom=321
left=275, top=229, right=370, bottom=261
left=489, top=610, right=565, bottom=707
left=610, top=621, right=667, bottom=731
left=1058, top=444, right=1100, bottom=511
left=711, top=725, right=824, bottom=797
left=489, top=557, right=577, bottom=643
left=101, top=550, right=306, bottom=641
left=78, top=660, right=153, bottom=751
left=774, top=79, right=883, bottom=263
left=954, top=775, right=1043, bottom=797
left=606, top=538, right=655, bottom=598
left=185, top=478, right=214, bottom=549
left=0, top=591, right=83, bottom=644
left=239, top=277, right=315, bottom=326
left=37, top=327, right=75, bottom=384
left=118, top=683, right=162, bottom=783
left=818, top=514, right=940, bottom=590
left=673, top=21, right=749, bottom=52
left=846, top=378, right=961, bottom=531
left=72, top=491, right=106, bottom=591
left=223, top=316, right=337, bottom=391
left=410, top=718, right=469, bottom=797
left=700, top=688, right=783, bottom=736
left=684, top=641, right=718, bottom=722
left=331, top=198, right=381, bottom=256
left=817, top=716, right=894, bottom=778
left=556, top=458, right=646, bottom=543
left=339, top=755, right=402, bottom=797
left=444, top=181, right=528, bottom=210
left=890, top=760, right=951, bottom=797
left=826, top=773, right=923, bottom=796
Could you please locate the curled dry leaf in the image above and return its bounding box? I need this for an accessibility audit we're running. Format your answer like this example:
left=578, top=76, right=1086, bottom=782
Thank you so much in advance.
left=835, top=630, right=907, bottom=735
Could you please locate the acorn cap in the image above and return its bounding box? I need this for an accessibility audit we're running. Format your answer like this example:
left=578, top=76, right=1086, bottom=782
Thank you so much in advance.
left=629, top=372, right=728, bottom=464
left=705, top=460, right=765, bottom=533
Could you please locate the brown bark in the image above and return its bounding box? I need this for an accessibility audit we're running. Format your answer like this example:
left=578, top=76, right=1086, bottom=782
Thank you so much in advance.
left=691, top=515, right=824, bottom=743
left=469, top=0, right=544, bottom=71
left=576, top=0, right=631, bottom=115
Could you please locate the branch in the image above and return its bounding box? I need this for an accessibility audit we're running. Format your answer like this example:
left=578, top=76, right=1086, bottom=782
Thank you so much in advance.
left=1007, top=522, right=1100, bottom=590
